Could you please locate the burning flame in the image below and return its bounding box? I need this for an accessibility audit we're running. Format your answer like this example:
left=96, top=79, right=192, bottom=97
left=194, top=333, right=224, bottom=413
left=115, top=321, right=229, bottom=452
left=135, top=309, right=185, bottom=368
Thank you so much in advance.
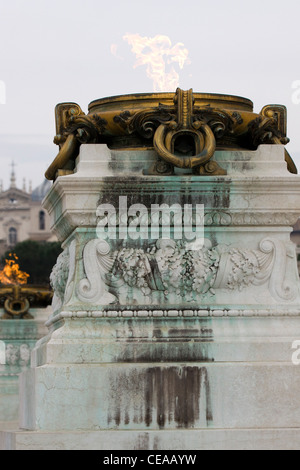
left=122, top=33, right=190, bottom=92
left=0, top=253, right=29, bottom=285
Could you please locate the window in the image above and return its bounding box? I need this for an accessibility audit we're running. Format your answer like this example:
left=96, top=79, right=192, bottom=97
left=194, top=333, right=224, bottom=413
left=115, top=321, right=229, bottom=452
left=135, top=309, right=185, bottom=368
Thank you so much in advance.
left=8, top=227, right=17, bottom=246
left=39, top=210, right=45, bottom=230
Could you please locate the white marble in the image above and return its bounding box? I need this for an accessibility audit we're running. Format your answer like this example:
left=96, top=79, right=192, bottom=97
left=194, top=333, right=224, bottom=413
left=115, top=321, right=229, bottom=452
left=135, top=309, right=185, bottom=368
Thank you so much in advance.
left=2, top=428, right=300, bottom=450
left=3, top=144, right=300, bottom=450
left=43, top=144, right=300, bottom=243
left=18, top=362, right=300, bottom=432
left=0, top=307, right=49, bottom=423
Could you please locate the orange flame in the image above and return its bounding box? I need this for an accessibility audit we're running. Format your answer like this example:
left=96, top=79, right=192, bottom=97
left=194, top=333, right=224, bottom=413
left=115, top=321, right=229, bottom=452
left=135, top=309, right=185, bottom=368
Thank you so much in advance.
left=123, top=33, right=190, bottom=92
left=0, top=253, right=29, bottom=285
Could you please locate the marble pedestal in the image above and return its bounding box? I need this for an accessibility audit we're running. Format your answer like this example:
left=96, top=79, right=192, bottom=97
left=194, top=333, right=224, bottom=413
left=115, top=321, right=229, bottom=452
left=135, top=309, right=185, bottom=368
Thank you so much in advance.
left=0, top=308, right=49, bottom=426
left=2, top=144, right=300, bottom=450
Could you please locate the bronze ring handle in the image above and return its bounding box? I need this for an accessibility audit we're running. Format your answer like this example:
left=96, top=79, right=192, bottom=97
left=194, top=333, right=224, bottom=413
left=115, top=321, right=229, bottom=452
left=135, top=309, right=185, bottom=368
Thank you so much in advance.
left=153, top=122, right=216, bottom=169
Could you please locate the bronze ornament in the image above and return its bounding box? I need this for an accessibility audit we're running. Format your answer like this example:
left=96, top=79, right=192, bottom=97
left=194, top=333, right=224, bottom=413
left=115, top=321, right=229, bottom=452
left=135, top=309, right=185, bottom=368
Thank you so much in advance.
left=45, top=88, right=297, bottom=180
left=0, top=285, right=53, bottom=319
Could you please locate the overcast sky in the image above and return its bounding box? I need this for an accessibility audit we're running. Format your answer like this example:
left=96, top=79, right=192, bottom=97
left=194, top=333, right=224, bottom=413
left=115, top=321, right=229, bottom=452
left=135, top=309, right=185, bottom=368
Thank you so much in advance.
left=0, top=0, right=300, bottom=189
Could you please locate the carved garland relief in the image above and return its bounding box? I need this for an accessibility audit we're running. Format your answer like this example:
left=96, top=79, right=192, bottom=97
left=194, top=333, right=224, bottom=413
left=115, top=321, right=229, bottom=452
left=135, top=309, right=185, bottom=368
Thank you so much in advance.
left=5, top=343, right=31, bottom=368
left=50, top=236, right=297, bottom=311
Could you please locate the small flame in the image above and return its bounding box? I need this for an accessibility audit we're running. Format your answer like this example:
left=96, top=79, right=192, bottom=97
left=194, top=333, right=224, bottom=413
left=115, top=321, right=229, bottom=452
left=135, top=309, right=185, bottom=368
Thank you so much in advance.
left=123, top=33, right=190, bottom=92
left=0, top=253, right=29, bottom=285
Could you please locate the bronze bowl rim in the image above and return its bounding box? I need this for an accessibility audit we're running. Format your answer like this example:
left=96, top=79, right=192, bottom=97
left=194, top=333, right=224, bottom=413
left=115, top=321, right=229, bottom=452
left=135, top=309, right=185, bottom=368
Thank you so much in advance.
left=88, top=91, right=254, bottom=113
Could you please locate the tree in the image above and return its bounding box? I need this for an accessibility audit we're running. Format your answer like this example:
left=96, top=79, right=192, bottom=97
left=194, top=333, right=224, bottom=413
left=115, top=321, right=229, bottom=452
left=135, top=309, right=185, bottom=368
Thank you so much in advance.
left=1, top=240, right=62, bottom=286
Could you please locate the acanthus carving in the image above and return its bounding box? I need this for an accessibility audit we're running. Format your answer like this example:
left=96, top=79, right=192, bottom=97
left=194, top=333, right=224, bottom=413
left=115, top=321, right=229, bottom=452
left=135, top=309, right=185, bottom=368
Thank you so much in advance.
left=50, top=240, right=76, bottom=313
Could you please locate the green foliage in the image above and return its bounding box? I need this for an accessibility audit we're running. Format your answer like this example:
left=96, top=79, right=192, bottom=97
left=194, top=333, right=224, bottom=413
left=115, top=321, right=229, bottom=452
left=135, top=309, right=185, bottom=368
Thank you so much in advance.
left=2, top=240, right=62, bottom=286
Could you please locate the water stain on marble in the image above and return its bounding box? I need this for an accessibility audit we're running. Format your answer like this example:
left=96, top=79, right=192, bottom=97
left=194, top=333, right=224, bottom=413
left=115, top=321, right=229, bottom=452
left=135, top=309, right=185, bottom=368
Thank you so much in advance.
left=107, top=366, right=213, bottom=429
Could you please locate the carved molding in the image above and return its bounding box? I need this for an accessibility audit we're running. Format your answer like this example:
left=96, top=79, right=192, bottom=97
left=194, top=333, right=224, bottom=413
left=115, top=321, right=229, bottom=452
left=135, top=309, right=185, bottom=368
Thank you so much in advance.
left=72, top=236, right=297, bottom=307
left=45, top=307, right=300, bottom=328
left=96, top=209, right=298, bottom=228
left=230, top=211, right=299, bottom=227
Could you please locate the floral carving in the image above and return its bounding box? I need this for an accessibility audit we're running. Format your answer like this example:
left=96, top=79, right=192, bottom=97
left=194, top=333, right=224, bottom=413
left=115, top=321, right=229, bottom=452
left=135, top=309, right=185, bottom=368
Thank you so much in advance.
left=50, top=240, right=76, bottom=312
left=75, top=236, right=296, bottom=306
left=114, top=247, right=153, bottom=296
left=50, top=248, right=69, bottom=311
left=113, top=239, right=219, bottom=298
left=5, top=343, right=30, bottom=368
left=226, top=248, right=265, bottom=290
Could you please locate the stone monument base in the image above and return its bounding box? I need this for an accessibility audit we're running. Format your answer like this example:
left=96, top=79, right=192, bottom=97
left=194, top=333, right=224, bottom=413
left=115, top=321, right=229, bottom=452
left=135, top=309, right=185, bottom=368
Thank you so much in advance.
left=0, top=307, right=49, bottom=424
left=2, top=314, right=300, bottom=450
left=2, top=140, right=300, bottom=451
left=2, top=428, right=300, bottom=450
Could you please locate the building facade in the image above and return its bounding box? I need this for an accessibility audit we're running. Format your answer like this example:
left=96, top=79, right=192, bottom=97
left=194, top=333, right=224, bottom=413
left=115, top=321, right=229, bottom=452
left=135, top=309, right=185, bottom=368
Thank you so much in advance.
left=0, top=166, right=56, bottom=257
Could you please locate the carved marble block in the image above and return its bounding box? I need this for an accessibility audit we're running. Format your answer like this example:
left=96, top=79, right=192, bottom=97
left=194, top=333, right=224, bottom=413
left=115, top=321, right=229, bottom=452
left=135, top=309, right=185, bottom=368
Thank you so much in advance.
left=5, top=143, right=300, bottom=450
left=44, top=144, right=300, bottom=322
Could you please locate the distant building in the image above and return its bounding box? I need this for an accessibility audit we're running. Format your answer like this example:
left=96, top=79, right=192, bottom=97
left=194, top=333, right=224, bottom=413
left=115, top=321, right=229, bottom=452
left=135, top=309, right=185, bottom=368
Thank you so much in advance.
left=0, top=164, right=56, bottom=256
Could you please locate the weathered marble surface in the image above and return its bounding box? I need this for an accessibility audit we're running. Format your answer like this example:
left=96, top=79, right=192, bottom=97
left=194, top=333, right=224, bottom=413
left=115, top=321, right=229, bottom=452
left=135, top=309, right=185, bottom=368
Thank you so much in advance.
left=0, top=308, right=49, bottom=423
left=2, top=144, right=300, bottom=450
left=43, top=144, right=300, bottom=319
left=44, top=145, right=300, bottom=244
left=3, top=428, right=300, bottom=451
left=19, top=361, right=300, bottom=432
